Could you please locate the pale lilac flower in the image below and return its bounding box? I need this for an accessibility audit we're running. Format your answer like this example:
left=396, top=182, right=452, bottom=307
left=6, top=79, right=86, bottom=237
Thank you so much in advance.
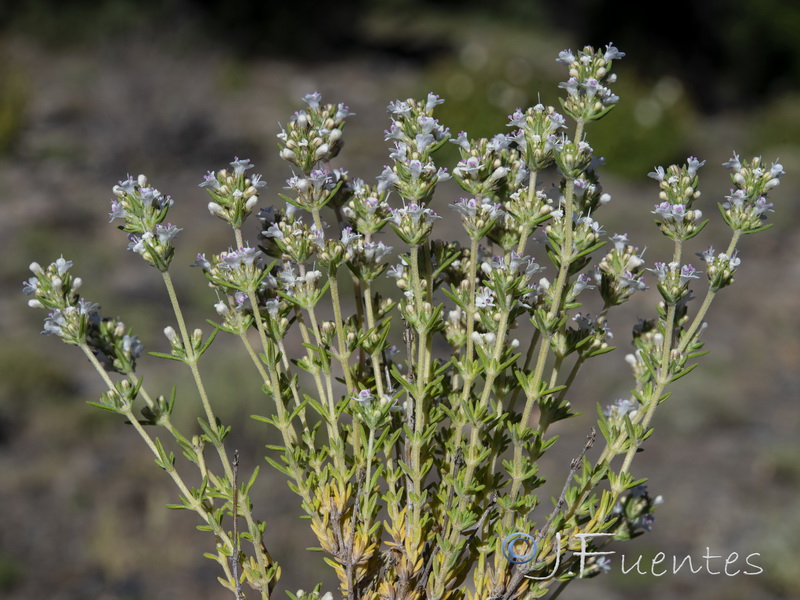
left=604, top=398, right=638, bottom=419
left=603, top=44, right=625, bottom=61
left=425, top=92, right=444, bottom=112
left=264, top=299, right=281, bottom=317
left=507, top=109, right=527, bottom=128
left=361, top=241, right=393, bottom=262
left=230, top=158, right=254, bottom=176
left=474, top=287, right=495, bottom=308
left=334, top=104, right=355, bottom=122
left=352, top=389, right=374, bottom=404
left=234, top=291, right=250, bottom=309
left=686, top=156, right=706, bottom=177
left=340, top=226, right=361, bottom=246
left=573, top=273, right=595, bottom=294
left=722, top=152, right=741, bottom=170
left=387, top=100, right=412, bottom=117
left=610, top=233, right=629, bottom=251
left=387, top=263, right=406, bottom=279
left=263, top=223, right=284, bottom=240
left=122, top=335, right=144, bottom=358
left=155, top=223, right=182, bottom=244
left=192, top=253, right=211, bottom=270
left=22, top=277, right=39, bottom=296
left=648, top=166, right=666, bottom=181
left=620, top=270, right=647, bottom=291
left=43, top=309, right=67, bottom=336
left=679, top=264, right=700, bottom=284
left=556, top=49, right=575, bottom=65
left=583, top=78, right=600, bottom=98
left=302, top=91, right=322, bottom=109
left=376, top=166, right=399, bottom=193
left=54, top=256, right=73, bottom=275
left=109, top=200, right=127, bottom=222
left=488, top=133, right=510, bottom=151
left=696, top=246, right=715, bottom=263
left=753, top=197, right=774, bottom=215
left=199, top=171, right=220, bottom=190
left=251, top=173, right=267, bottom=189
left=389, top=142, right=408, bottom=162
left=558, top=77, right=581, bottom=98
left=451, top=131, right=471, bottom=151
left=415, top=133, right=435, bottom=153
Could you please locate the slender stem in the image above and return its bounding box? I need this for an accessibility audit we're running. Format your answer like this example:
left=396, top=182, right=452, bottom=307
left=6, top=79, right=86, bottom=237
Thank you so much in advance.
left=464, top=236, right=480, bottom=362
left=162, top=273, right=224, bottom=443
left=162, top=272, right=272, bottom=595
left=679, top=231, right=741, bottom=354
left=328, top=268, right=355, bottom=392
left=616, top=238, right=683, bottom=474
left=363, top=282, right=385, bottom=400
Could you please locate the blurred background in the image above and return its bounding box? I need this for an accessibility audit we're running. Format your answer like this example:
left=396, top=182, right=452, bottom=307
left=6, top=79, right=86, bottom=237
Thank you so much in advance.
left=1, top=1, right=799, bottom=599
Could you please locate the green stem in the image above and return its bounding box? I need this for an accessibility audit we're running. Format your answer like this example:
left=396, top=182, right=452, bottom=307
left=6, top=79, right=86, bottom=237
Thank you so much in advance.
left=464, top=236, right=480, bottom=362
left=162, top=272, right=271, bottom=595
left=679, top=231, right=741, bottom=354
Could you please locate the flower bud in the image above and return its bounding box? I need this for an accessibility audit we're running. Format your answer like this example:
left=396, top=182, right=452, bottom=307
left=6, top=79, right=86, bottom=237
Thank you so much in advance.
left=208, top=202, right=225, bottom=216
left=164, top=326, right=179, bottom=344
left=138, top=174, right=148, bottom=187
left=314, top=144, right=330, bottom=159
left=29, top=262, right=43, bottom=275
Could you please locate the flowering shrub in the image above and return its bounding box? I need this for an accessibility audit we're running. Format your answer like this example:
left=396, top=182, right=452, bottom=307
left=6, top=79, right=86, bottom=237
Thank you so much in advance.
left=23, top=44, right=784, bottom=600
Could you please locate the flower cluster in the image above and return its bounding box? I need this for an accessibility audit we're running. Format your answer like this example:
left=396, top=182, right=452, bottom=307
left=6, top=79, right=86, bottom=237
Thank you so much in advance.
left=720, top=153, right=784, bottom=233
left=696, top=246, right=741, bottom=291
left=507, top=103, right=567, bottom=171
left=650, top=261, right=700, bottom=304
left=597, top=233, right=648, bottom=306
left=278, top=92, right=354, bottom=173
left=200, top=158, right=267, bottom=228
left=556, top=44, right=625, bottom=122
left=449, top=196, right=505, bottom=239
left=388, top=202, right=441, bottom=246
left=451, top=132, right=522, bottom=199
left=340, top=179, right=391, bottom=235
left=24, top=258, right=143, bottom=373
left=284, top=168, right=348, bottom=213
left=649, top=158, right=707, bottom=241
left=111, top=174, right=179, bottom=271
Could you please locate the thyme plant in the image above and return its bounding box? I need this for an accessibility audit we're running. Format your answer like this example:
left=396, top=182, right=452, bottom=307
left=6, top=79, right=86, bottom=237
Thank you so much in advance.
left=23, top=44, right=784, bottom=600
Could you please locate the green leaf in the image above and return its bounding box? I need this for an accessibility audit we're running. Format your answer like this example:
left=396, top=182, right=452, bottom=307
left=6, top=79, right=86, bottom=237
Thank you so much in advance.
left=148, top=351, right=185, bottom=362
left=86, top=401, right=122, bottom=414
